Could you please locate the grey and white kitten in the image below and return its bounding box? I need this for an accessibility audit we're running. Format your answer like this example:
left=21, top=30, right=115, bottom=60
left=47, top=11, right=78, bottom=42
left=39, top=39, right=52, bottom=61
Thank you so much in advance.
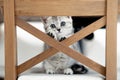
left=41, top=16, right=87, bottom=74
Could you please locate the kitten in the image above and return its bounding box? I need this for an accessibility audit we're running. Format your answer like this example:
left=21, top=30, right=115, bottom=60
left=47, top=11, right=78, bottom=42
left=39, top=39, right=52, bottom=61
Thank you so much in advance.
left=41, top=16, right=88, bottom=74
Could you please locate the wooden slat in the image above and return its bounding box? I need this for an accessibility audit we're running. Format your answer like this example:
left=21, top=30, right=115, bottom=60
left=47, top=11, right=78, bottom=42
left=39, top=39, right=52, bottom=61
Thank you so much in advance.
left=4, top=0, right=17, bottom=80
left=106, top=0, right=118, bottom=80
left=17, top=17, right=105, bottom=75
left=63, top=16, right=106, bottom=45
left=1, top=0, right=120, bottom=14
left=119, top=0, right=120, bottom=14
left=0, top=0, right=3, bottom=7
left=16, top=17, right=106, bottom=76
left=15, top=0, right=105, bottom=16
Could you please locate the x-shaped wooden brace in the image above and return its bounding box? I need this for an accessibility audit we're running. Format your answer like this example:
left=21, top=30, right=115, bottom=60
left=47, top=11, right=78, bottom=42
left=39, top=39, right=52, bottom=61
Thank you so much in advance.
left=16, top=16, right=106, bottom=76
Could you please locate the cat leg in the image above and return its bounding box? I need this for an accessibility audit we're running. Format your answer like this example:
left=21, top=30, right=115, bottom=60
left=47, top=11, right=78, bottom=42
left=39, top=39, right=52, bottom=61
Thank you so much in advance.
left=64, top=68, right=73, bottom=75
left=46, top=29, right=57, bottom=40
left=71, top=63, right=88, bottom=74
left=72, top=42, right=82, bottom=53
left=58, top=34, right=73, bottom=42
left=59, top=37, right=66, bottom=42
left=43, top=61, right=56, bottom=74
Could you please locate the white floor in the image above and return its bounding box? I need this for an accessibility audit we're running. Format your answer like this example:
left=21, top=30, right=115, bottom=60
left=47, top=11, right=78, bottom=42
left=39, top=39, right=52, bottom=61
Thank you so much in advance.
left=0, top=18, right=120, bottom=79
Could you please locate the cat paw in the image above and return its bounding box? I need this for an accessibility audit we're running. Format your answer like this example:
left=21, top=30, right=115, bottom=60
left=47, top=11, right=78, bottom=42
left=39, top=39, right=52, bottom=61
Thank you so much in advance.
left=46, top=69, right=55, bottom=74
left=64, top=68, right=73, bottom=75
left=71, top=64, right=88, bottom=74
left=47, top=32, right=55, bottom=38
left=59, top=37, right=66, bottom=42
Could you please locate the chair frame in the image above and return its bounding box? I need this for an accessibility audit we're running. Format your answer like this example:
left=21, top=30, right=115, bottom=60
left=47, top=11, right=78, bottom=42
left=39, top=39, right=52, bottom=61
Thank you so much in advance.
left=0, top=0, right=118, bottom=80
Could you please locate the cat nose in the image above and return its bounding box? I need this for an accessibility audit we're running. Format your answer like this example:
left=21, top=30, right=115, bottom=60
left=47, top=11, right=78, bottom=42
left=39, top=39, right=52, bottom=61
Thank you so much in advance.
left=57, top=29, right=61, bottom=32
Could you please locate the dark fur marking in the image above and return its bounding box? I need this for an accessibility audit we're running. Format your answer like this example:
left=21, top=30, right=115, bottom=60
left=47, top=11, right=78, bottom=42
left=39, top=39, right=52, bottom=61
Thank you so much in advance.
left=71, top=64, right=88, bottom=74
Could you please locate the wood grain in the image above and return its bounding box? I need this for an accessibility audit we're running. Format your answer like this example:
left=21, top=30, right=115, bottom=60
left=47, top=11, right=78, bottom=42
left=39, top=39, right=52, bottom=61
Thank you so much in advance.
left=16, top=17, right=105, bottom=76
left=4, top=0, right=17, bottom=80
left=0, top=0, right=3, bottom=7
left=14, top=0, right=105, bottom=16
left=2, top=0, right=118, bottom=80
left=0, top=0, right=120, bottom=16
left=106, top=0, right=118, bottom=80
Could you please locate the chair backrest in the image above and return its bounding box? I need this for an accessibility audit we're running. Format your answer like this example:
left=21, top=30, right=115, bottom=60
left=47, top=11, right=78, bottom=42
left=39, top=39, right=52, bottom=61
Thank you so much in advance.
left=15, top=0, right=105, bottom=16
left=3, top=0, right=118, bottom=80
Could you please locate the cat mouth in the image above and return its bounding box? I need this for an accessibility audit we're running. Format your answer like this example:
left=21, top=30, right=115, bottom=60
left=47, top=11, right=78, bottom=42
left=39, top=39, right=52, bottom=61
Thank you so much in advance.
left=56, top=31, right=61, bottom=33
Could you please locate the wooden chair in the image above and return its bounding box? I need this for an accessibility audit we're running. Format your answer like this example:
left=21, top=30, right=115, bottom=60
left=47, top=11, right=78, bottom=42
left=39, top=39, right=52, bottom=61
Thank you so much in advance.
left=1, top=0, right=118, bottom=80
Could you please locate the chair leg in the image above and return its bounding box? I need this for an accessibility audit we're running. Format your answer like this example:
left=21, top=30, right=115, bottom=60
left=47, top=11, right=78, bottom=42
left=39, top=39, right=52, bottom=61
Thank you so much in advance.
left=106, top=0, right=118, bottom=80
left=4, top=0, right=17, bottom=80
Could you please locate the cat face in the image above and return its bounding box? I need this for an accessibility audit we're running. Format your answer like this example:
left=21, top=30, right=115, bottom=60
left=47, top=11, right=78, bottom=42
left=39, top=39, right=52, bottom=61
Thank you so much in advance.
left=42, top=16, right=73, bottom=33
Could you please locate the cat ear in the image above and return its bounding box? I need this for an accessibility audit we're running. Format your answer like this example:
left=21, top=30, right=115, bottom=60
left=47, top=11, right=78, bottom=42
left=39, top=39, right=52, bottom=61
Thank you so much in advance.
left=40, top=16, right=49, bottom=24
left=67, top=16, right=72, bottom=22
left=67, top=16, right=72, bottom=19
left=52, top=16, right=57, bottom=21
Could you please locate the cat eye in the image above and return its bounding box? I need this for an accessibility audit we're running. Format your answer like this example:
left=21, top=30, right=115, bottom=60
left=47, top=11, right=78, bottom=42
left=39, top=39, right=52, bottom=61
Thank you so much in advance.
left=61, top=21, right=66, bottom=26
left=50, top=24, right=56, bottom=28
